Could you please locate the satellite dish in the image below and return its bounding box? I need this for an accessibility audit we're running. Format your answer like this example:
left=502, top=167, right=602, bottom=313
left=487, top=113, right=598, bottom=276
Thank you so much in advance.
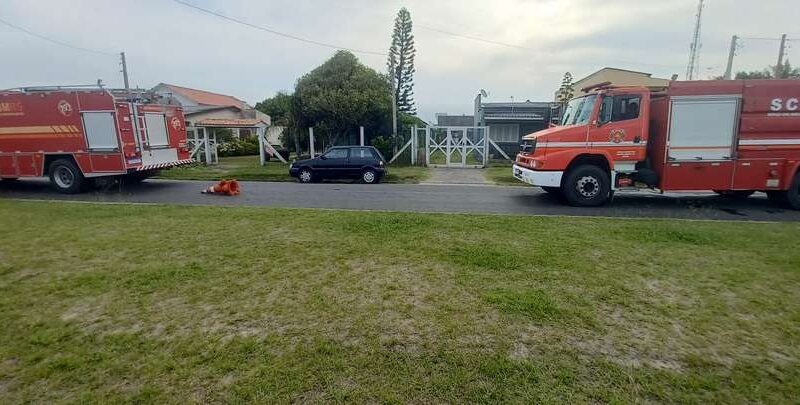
left=480, top=89, right=488, bottom=98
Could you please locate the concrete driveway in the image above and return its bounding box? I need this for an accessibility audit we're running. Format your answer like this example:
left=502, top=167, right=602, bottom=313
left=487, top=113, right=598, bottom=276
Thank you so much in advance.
left=2, top=178, right=799, bottom=222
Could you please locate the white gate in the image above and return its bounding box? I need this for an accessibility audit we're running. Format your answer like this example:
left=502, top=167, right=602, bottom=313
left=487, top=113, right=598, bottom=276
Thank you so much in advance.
left=389, top=125, right=511, bottom=167
left=425, top=126, right=489, bottom=168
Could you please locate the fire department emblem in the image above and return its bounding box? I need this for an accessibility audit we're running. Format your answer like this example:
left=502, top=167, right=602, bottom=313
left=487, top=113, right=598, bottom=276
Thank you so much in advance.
left=609, top=129, right=626, bottom=144
left=170, top=117, right=182, bottom=130
left=57, top=100, right=73, bottom=117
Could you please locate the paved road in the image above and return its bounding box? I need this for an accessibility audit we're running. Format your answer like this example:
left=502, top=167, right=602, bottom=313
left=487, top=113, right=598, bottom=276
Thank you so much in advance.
left=1, top=178, right=799, bottom=221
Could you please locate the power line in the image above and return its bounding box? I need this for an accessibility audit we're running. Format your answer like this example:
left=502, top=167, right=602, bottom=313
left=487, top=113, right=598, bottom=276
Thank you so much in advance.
left=414, top=22, right=682, bottom=69
left=171, top=0, right=387, bottom=56
left=0, top=16, right=116, bottom=56
left=416, top=24, right=533, bottom=50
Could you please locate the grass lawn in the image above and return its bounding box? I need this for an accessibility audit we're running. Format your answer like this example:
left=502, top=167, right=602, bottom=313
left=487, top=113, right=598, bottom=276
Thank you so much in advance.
left=157, top=155, right=430, bottom=184
left=484, top=161, right=521, bottom=186
left=1, top=200, right=799, bottom=403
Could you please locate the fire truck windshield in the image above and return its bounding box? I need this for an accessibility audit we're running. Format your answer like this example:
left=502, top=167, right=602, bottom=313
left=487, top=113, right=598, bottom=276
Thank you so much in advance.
left=560, top=95, right=598, bottom=126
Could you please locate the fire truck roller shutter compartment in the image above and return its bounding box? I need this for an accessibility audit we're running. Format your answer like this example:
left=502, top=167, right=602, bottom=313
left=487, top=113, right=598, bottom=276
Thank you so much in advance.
left=144, top=113, right=169, bottom=147
left=82, top=112, right=119, bottom=150
left=667, top=95, right=740, bottom=161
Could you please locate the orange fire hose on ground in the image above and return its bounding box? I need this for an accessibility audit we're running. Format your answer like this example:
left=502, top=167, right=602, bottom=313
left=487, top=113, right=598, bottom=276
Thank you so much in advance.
left=201, top=179, right=241, bottom=196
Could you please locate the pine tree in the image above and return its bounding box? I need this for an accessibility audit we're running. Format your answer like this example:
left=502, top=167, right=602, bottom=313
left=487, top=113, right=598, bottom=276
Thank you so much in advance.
left=388, top=8, right=416, bottom=115
left=557, top=72, right=574, bottom=103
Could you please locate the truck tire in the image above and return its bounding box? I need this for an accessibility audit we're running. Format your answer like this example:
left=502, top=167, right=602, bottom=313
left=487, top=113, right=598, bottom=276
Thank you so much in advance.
left=786, top=173, right=800, bottom=210
left=562, top=165, right=611, bottom=207
left=48, top=159, right=85, bottom=194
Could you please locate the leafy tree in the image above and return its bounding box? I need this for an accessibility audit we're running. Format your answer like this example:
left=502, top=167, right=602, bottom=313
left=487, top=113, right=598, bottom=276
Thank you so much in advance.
left=734, top=69, right=772, bottom=79
left=255, top=91, right=293, bottom=126
left=718, top=60, right=800, bottom=80
left=388, top=7, right=416, bottom=115
left=294, top=50, right=392, bottom=147
left=256, top=91, right=302, bottom=153
left=774, top=60, right=800, bottom=79
left=556, top=72, right=574, bottom=103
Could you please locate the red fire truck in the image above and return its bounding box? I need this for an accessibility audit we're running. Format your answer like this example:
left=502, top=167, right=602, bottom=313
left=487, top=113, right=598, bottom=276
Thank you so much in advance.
left=513, top=80, right=800, bottom=209
left=0, top=87, right=193, bottom=193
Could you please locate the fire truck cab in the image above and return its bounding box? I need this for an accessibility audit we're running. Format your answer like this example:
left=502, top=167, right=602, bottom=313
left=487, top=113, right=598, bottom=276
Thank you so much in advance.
left=0, top=87, right=193, bottom=193
left=513, top=80, right=800, bottom=209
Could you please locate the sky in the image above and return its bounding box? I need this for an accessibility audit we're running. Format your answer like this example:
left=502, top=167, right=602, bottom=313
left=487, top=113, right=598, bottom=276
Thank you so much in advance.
left=1, top=0, right=798, bottom=123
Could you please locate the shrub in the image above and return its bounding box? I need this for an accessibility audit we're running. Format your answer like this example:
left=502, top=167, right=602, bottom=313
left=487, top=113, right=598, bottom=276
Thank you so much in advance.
left=218, top=138, right=260, bottom=157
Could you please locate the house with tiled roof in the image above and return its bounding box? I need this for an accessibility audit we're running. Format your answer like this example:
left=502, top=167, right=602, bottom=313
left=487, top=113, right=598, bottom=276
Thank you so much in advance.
left=150, top=83, right=277, bottom=144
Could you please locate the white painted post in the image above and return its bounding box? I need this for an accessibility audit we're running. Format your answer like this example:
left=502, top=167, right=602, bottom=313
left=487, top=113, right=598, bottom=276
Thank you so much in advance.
left=424, top=127, right=430, bottom=167
left=446, top=128, right=452, bottom=166
left=410, top=126, right=417, bottom=165
left=309, top=127, right=315, bottom=157
left=204, top=128, right=212, bottom=165
left=211, top=130, right=218, bottom=165
left=359, top=126, right=364, bottom=146
left=258, top=126, right=266, bottom=166
left=484, top=126, right=491, bottom=165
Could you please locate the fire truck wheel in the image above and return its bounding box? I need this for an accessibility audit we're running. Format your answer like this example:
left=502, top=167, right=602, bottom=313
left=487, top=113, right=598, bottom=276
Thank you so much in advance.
left=713, top=190, right=755, bottom=198
left=787, top=173, right=800, bottom=210
left=48, top=159, right=84, bottom=194
left=767, top=191, right=788, bottom=204
left=562, top=165, right=611, bottom=207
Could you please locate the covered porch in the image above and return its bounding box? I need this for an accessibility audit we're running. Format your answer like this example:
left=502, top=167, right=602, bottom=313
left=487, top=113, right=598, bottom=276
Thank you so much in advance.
left=187, top=118, right=286, bottom=165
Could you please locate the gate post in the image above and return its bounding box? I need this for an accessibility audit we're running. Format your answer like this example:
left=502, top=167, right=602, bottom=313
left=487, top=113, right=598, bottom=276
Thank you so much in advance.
left=410, top=126, right=416, bottom=165
left=258, top=126, right=266, bottom=166
left=483, top=126, right=490, bottom=166
left=446, top=128, right=452, bottom=166
left=425, top=127, right=431, bottom=167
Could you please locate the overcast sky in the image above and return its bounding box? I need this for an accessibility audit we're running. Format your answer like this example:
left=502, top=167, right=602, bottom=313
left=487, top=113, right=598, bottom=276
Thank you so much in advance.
left=1, top=0, right=798, bottom=122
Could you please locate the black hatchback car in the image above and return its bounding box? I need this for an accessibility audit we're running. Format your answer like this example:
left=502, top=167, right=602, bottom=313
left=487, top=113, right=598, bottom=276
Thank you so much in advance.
left=289, top=146, right=387, bottom=184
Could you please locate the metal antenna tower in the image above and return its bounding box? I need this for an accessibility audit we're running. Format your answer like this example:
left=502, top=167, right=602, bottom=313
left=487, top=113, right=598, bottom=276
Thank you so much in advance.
left=685, top=0, right=704, bottom=80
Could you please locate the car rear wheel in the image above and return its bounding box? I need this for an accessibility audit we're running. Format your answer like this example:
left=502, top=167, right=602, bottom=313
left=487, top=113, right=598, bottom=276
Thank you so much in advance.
left=48, top=159, right=84, bottom=194
left=298, top=168, right=314, bottom=183
left=562, top=165, right=611, bottom=207
left=362, top=169, right=379, bottom=184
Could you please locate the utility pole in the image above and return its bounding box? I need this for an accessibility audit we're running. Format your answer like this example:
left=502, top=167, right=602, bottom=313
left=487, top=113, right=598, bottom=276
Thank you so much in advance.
left=775, top=34, right=788, bottom=79
left=723, top=35, right=738, bottom=80
left=120, top=52, right=130, bottom=94
left=685, top=0, right=704, bottom=80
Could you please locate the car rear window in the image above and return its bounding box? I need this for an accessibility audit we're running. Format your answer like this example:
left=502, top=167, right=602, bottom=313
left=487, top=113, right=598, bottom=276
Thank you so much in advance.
left=352, top=147, right=377, bottom=159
